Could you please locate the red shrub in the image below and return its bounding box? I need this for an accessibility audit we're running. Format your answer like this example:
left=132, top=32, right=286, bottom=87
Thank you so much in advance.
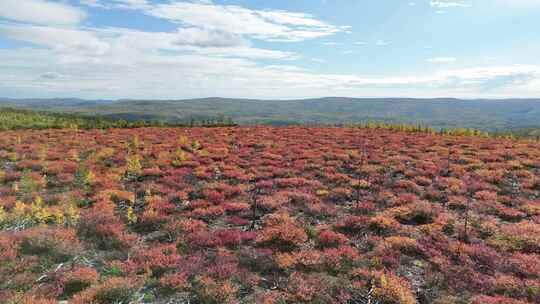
left=189, top=229, right=255, bottom=248
left=335, top=215, right=369, bottom=233
left=160, top=271, right=190, bottom=291
left=470, top=295, right=529, bottom=304
left=223, top=202, right=250, bottom=213
left=286, top=272, right=349, bottom=303
left=259, top=193, right=289, bottom=211
left=190, top=205, right=225, bottom=219
left=60, top=267, right=99, bottom=297
left=323, top=246, right=359, bottom=271
left=226, top=216, right=250, bottom=226
left=77, top=200, right=135, bottom=250
left=166, top=219, right=207, bottom=236
left=506, top=253, right=540, bottom=277
left=203, top=189, right=225, bottom=204
left=125, top=244, right=181, bottom=276
left=317, top=230, right=349, bottom=248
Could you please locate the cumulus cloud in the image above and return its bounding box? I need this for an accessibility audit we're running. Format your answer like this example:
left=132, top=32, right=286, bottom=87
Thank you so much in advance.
left=0, top=24, right=110, bottom=56
left=196, top=47, right=297, bottom=60
left=0, top=1, right=538, bottom=99
left=173, top=28, right=247, bottom=48
left=75, top=1, right=346, bottom=53
left=436, top=65, right=540, bottom=85
left=1, top=40, right=538, bottom=99
left=81, top=0, right=351, bottom=41
left=147, top=1, right=346, bottom=41
left=0, top=22, right=298, bottom=60
left=0, top=0, right=86, bottom=25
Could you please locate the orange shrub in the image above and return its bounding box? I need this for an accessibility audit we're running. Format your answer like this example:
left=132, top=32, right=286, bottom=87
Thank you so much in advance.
left=373, top=272, right=416, bottom=304
left=256, top=212, right=307, bottom=249
left=71, top=277, right=140, bottom=304
left=368, top=214, right=400, bottom=234
left=194, top=276, right=238, bottom=304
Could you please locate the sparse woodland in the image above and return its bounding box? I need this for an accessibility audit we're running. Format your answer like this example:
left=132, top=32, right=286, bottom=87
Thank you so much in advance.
left=0, top=108, right=235, bottom=130
left=0, top=126, right=539, bottom=303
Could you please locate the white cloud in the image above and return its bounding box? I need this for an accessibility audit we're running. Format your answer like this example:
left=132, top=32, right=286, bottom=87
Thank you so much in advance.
left=40, top=72, right=63, bottom=80
left=80, top=0, right=149, bottom=10
left=105, top=26, right=297, bottom=59
left=427, top=0, right=540, bottom=16
left=0, top=1, right=538, bottom=99
left=0, top=22, right=297, bottom=63
left=430, top=1, right=471, bottom=8
left=257, top=10, right=331, bottom=28
left=428, top=57, right=457, bottom=63
left=1, top=38, right=537, bottom=99
left=426, top=0, right=540, bottom=16
left=196, top=47, right=297, bottom=60
left=433, top=65, right=540, bottom=91
left=79, top=0, right=109, bottom=8
left=172, top=28, right=247, bottom=48
left=147, top=2, right=345, bottom=41
left=0, top=24, right=110, bottom=56
left=436, top=65, right=540, bottom=81
left=0, top=0, right=86, bottom=25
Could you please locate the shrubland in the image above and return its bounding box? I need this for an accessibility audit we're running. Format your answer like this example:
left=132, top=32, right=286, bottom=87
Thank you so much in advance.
left=0, top=126, right=539, bottom=303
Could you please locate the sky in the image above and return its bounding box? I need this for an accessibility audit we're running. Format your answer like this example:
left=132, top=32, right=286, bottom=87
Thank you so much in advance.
left=0, top=0, right=540, bottom=99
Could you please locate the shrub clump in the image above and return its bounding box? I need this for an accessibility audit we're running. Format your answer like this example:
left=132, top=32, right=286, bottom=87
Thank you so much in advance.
left=256, top=212, right=308, bottom=250
left=71, top=277, right=139, bottom=304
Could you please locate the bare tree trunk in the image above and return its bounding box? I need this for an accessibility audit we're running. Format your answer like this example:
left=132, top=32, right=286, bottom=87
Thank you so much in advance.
left=356, top=187, right=361, bottom=210
left=250, top=188, right=258, bottom=230
left=462, top=198, right=470, bottom=243
left=445, top=146, right=452, bottom=176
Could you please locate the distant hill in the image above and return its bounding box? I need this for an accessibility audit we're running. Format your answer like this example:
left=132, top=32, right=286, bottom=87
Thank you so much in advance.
left=0, top=107, right=235, bottom=130
left=2, top=97, right=540, bottom=132
left=0, top=97, right=115, bottom=107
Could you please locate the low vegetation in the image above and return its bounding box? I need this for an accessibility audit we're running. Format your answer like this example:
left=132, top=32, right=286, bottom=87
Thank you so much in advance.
left=0, top=126, right=539, bottom=303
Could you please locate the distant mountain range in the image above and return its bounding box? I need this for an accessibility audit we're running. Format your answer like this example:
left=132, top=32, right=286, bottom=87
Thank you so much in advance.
left=2, top=97, right=540, bottom=132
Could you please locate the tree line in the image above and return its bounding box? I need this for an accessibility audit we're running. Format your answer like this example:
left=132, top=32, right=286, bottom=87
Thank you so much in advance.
left=0, top=108, right=236, bottom=130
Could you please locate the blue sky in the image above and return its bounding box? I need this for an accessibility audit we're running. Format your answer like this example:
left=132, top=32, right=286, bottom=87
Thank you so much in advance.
left=0, top=0, right=539, bottom=99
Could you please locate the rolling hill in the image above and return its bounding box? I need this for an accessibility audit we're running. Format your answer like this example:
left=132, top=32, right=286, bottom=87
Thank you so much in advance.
left=2, top=97, right=540, bottom=131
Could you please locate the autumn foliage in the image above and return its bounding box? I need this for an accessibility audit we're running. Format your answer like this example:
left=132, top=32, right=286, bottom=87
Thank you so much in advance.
left=0, top=126, right=539, bottom=303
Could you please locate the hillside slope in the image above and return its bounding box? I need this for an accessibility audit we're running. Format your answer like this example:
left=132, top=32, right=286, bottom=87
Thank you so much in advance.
left=2, top=97, right=540, bottom=131
left=0, top=127, right=539, bottom=303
